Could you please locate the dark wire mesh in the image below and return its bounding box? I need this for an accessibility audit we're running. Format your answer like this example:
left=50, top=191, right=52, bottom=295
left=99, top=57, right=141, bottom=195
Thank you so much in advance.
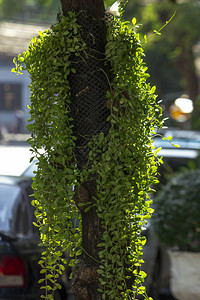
left=67, top=11, right=111, bottom=168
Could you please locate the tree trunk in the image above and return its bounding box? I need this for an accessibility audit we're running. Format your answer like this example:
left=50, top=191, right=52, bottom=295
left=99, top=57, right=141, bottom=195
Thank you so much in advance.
left=175, top=43, right=199, bottom=110
left=73, top=181, right=103, bottom=300
left=59, top=1, right=110, bottom=299
left=60, top=0, right=105, bottom=18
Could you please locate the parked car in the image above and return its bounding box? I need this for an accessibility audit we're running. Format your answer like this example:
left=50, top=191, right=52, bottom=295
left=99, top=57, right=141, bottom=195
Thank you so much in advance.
left=0, top=174, right=70, bottom=300
left=0, top=144, right=71, bottom=299
left=141, top=128, right=200, bottom=299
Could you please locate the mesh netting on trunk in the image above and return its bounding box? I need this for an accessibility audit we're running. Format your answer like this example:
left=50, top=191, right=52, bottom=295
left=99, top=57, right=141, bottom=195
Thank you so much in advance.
left=67, top=11, right=111, bottom=168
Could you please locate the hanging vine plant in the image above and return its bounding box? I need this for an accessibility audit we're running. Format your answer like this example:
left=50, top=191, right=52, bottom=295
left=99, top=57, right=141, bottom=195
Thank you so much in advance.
left=12, top=6, right=163, bottom=300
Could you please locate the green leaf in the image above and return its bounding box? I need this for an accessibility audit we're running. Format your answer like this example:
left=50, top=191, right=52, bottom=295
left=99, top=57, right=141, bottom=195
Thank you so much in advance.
left=76, top=249, right=82, bottom=256
left=166, top=136, right=172, bottom=141
left=174, top=144, right=180, bottom=148
left=99, top=132, right=104, bottom=143
left=38, top=279, right=45, bottom=284
left=84, top=206, right=91, bottom=213
left=153, top=29, right=161, bottom=36
left=132, top=17, right=137, bottom=26
left=46, top=274, right=53, bottom=279
left=151, top=86, right=156, bottom=93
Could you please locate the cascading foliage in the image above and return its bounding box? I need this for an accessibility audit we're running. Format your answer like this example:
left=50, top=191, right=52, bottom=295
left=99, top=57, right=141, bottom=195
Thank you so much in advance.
left=12, top=9, right=163, bottom=300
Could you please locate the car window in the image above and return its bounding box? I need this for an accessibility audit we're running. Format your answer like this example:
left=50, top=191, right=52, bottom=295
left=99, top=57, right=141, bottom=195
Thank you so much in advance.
left=0, top=184, right=21, bottom=232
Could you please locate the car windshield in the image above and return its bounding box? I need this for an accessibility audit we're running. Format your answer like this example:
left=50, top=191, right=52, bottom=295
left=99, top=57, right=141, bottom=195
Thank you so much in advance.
left=0, top=183, right=21, bottom=232
left=0, top=146, right=32, bottom=176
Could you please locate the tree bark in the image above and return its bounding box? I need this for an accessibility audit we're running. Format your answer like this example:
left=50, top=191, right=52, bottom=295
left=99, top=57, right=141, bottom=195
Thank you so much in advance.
left=60, top=0, right=105, bottom=18
left=73, top=181, right=103, bottom=300
left=59, top=1, right=109, bottom=299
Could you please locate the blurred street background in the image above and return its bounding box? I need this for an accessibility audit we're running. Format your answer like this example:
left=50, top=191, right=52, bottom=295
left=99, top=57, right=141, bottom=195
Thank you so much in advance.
left=1, top=1, right=200, bottom=300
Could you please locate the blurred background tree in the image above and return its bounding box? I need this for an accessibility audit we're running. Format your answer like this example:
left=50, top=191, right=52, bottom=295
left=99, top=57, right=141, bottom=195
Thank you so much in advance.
left=0, top=0, right=59, bottom=24
left=1, top=0, right=200, bottom=128
left=0, top=0, right=113, bottom=23
left=124, top=0, right=200, bottom=129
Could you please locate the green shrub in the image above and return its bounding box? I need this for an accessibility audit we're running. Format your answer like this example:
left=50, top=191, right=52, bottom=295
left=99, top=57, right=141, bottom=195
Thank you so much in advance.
left=153, top=169, right=200, bottom=252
